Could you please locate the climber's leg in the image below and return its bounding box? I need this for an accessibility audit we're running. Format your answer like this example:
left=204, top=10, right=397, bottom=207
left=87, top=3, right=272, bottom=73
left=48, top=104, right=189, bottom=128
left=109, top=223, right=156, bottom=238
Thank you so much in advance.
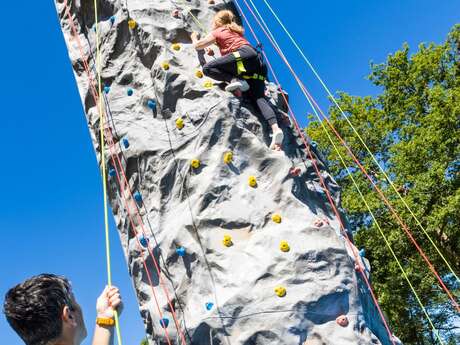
left=249, top=80, right=284, bottom=151
left=202, top=54, right=238, bottom=82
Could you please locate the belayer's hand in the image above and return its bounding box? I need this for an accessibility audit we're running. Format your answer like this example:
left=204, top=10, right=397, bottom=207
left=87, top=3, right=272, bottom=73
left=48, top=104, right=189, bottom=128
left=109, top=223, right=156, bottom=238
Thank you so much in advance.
left=191, top=31, right=199, bottom=42
left=96, top=285, right=124, bottom=318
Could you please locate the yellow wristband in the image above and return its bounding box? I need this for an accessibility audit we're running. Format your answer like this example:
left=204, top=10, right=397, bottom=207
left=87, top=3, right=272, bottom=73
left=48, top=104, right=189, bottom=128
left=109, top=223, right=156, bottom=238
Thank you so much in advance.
left=96, top=317, right=115, bottom=327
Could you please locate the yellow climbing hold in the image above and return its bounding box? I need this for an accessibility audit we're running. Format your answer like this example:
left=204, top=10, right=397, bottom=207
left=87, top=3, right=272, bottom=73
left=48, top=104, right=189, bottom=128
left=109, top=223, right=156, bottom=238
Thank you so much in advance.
left=203, top=80, right=214, bottom=89
left=161, top=61, right=170, bottom=70
left=274, top=286, right=286, bottom=297
left=272, top=213, right=282, bottom=224
left=248, top=175, right=257, bottom=188
left=195, top=70, right=204, bottom=78
left=222, top=235, right=233, bottom=247
left=172, top=43, right=181, bottom=51
left=175, top=118, right=184, bottom=130
left=191, top=159, right=201, bottom=169
left=279, top=241, right=290, bottom=252
left=223, top=151, right=233, bottom=164
left=128, top=19, right=137, bottom=29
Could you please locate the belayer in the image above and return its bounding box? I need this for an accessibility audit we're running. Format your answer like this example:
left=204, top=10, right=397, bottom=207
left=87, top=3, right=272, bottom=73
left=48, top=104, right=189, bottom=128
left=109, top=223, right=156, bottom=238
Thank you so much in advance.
left=190, top=10, right=284, bottom=151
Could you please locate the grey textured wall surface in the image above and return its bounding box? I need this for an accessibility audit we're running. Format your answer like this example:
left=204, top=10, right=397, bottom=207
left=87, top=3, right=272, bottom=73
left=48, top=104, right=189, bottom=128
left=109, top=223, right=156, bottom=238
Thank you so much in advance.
left=55, top=0, right=400, bottom=344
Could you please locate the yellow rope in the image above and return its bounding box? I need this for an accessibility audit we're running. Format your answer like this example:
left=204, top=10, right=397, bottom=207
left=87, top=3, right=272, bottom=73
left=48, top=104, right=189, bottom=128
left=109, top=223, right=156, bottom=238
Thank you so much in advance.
left=260, top=0, right=459, bottom=283
left=93, top=1, right=123, bottom=344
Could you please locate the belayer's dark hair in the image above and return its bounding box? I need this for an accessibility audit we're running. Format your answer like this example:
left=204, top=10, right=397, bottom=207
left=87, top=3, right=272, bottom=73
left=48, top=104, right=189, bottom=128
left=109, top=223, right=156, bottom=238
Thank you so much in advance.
left=3, top=274, right=74, bottom=345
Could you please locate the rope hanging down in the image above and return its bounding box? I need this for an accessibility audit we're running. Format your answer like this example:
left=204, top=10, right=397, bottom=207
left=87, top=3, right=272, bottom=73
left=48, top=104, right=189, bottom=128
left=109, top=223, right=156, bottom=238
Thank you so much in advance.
left=240, top=0, right=459, bottom=314
left=63, top=1, right=188, bottom=344
left=260, top=0, right=460, bottom=285
left=93, top=0, right=123, bottom=344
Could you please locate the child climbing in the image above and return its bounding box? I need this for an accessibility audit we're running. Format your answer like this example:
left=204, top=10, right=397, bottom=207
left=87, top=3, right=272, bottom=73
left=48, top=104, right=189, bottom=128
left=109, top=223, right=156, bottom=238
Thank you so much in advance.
left=190, top=10, right=284, bottom=151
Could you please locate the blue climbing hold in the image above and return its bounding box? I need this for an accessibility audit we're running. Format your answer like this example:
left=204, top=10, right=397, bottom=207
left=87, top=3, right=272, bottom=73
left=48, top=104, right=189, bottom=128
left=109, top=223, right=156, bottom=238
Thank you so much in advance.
left=310, top=141, right=318, bottom=148
left=147, top=100, right=156, bottom=110
left=122, top=138, right=129, bottom=148
left=109, top=16, right=116, bottom=24
left=134, top=191, right=142, bottom=204
left=176, top=247, right=186, bottom=257
left=127, top=88, right=134, bottom=96
left=359, top=248, right=366, bottom=257
left=160, top=318, right=169, bottom=328
left=109, top=168, right=116, bottom=177
left=139, top=235, right=149, bottom=248
left=104, top=85, right=110, bottom=94
left=205, top=302, right=214, bottom=311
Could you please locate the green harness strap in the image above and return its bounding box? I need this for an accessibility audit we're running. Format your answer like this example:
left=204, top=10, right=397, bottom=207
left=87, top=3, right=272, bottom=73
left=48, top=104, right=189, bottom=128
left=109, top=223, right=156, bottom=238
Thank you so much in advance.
left=233, top=51, right=247, bottom=75
left=232, top=51, right=265, bottom=81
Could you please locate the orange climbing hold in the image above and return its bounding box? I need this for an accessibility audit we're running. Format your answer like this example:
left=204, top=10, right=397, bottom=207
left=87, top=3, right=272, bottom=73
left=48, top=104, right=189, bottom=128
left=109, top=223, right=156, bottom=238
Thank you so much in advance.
left=223, top=151, right=233, bottom=164
left=161, top=61, right=170, bottom=70
left=279, top=241, right=290, bottom=252
left=206, top=48, right=215, bottom=56
left=272, top=213, right=282, bottom=224
left=128, top=19, right=137, bottom=29
left=336, top=315, right=349, bottom=327
left=274, top=286, right=286, bottom=297
left=222, top=235, right=233, bottom=247
left=175, top=118, right=184, bottom=130
left=195, top=70, right=204, bottom=78
left=191, top=159, right=201, bottom=169
left=208, top=0, right=215, bottom=4
left=172, top=43, right=181, bottom=51
left=248, top=176, right=257, bottom=188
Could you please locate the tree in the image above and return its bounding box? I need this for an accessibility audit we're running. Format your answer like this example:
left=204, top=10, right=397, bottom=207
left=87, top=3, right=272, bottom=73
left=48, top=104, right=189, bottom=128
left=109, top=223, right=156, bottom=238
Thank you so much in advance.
left=306, top=25, right=460, bottom=344
left=140, top=338, right=148, bottom=345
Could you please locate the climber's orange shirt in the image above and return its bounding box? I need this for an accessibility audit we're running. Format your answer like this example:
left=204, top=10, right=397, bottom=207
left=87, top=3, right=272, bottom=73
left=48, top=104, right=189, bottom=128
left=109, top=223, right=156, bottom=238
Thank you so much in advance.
left=212, top=26, right=250, bottom=56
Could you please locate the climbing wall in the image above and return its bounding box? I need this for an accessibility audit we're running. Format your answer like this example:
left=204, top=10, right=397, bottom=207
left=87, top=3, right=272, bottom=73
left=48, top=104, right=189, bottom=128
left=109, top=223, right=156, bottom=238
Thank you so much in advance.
left=54, top=0, right=400, bottom=344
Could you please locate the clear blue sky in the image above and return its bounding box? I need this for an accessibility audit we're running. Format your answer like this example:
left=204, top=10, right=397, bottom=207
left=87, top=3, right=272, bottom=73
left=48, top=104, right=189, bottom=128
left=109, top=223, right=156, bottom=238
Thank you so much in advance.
left=0, top=1, right=458, bottom=344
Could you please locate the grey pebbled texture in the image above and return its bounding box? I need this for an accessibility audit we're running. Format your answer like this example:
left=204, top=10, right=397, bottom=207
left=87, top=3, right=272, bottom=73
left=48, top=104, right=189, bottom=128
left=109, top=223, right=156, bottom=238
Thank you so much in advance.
left=55, top=0, right=400, bottom=344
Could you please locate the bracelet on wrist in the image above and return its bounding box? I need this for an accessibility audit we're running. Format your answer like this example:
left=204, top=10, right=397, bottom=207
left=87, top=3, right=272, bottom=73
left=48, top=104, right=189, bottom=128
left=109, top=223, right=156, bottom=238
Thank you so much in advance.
left=96, top=317, right=115, bottom=327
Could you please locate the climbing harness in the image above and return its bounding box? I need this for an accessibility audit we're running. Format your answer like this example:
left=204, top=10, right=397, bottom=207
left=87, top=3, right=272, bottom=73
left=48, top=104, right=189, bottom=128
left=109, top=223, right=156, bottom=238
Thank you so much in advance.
left=232, top=51, right=266, bottom=80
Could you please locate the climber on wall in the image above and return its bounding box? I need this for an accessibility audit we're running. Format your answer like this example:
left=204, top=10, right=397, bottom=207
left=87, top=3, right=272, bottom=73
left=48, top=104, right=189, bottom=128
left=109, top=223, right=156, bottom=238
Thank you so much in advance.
left=3, top=274, right=123, bottom=345
left=190, top=10, right=284, bottom=151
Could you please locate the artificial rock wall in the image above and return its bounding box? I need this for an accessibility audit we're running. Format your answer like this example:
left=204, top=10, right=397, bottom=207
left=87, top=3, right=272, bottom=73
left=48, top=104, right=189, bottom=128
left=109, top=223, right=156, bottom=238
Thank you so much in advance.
left=55, top=0, right=399, bottom=344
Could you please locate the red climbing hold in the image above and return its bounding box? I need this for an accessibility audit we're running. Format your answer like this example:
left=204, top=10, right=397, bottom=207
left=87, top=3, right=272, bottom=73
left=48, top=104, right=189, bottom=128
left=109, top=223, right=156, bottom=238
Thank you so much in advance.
left=336, top=315, right=349, bottom=327
left=314, top=218, right=330, bottom=227
left=172, top=9, right=180, bottom=18
left=289, top=167, right=301, bottom=177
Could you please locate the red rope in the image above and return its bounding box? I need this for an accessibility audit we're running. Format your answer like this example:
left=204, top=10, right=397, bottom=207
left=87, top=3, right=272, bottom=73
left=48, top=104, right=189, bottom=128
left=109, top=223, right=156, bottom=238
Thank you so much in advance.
left=235, top=1, right=398, bottom=343
left=236, top=0, right=459, bottom=314
left=62, top=2, right=188, bottom=343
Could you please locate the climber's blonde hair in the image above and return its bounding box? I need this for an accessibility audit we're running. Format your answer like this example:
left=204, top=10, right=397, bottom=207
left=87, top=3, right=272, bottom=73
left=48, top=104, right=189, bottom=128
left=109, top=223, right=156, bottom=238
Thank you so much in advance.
left=213, top=10, right=244, bottom=35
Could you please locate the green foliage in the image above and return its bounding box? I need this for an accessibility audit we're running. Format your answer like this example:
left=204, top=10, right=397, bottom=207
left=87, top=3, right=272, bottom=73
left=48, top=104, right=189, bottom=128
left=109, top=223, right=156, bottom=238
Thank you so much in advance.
left=140, top=338, right=148, bottom=345
left=306, top=25, right=460, bottom=344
